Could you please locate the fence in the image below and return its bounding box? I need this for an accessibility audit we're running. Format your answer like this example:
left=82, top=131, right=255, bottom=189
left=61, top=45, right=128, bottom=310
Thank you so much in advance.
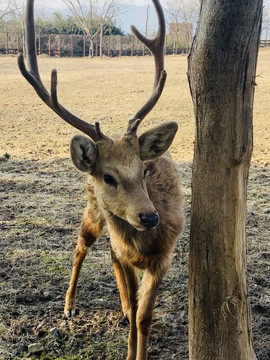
left=260, top=39, right=270, bottom=47
left=0, top=32, right=188, bottom=57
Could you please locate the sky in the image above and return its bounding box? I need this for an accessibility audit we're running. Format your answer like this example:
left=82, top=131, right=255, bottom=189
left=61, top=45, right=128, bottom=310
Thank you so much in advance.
left=34, top=0, right=170, bottom=34
left=0, top=0, right=172, bottom=34
left=33, top=0, right=168, bottom=9
left=1, top=0, right=269, bottom=35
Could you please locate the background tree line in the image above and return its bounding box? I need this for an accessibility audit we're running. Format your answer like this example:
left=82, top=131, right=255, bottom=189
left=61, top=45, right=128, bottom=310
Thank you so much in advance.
left=0, top=0, right=269, bottom=57
left=0, top=0, right=125, bottom=57
left=0, top=7, right=124, bottom=36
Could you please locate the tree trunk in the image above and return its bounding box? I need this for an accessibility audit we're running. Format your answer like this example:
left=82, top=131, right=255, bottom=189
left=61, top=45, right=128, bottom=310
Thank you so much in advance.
left=100, top=24, right=103, bottom=58
left=70, top=34, right=74, bottom=57
left=131, top=35, right=134, bottom=56
left=119, top=36, right=122, bottom=57
left=89, top=37, right=94, bottom=57
left=38, top=33, right=41, bottom=55
left=95, top=34, right=98, bottom=56
left=83, top=34, right=86, bottom=57
left=59, top=34, right=61, bottom=58
left=6, top=32, right=9, bottom=54
left=48, top=34, right=51, bottom=57
left=187, top=1, right=262, bottom=359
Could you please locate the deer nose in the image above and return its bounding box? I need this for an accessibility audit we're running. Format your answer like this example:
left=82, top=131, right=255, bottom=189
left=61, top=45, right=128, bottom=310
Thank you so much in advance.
left=139, top=212, right=159, bottom=229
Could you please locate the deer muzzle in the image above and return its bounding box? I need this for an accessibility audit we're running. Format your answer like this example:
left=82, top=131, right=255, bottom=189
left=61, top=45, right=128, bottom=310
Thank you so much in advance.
left=139, top=212, right=159, bottom=229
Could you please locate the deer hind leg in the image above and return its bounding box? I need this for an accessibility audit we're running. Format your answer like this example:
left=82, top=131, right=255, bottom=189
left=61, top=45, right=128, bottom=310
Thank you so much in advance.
left=64, top=206, right=104, bottom=318
left=136, top=268, right=165, bottom=360
left=111, top=248, right=130, bottom=318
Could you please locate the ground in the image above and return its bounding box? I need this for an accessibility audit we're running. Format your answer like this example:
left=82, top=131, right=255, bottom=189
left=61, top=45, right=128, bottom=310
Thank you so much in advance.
left=0, top=51, right=269, bottom=360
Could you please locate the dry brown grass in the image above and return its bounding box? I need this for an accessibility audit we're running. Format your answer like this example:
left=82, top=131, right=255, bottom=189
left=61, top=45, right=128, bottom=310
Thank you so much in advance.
left=1, top=48, right=269, bottom=165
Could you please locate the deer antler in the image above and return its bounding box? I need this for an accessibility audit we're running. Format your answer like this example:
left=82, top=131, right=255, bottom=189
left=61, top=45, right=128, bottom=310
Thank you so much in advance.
left=17, top=0, right=98, bottom=142
left=18, top=0, right=166, bottom=141
left=127, top=0, right=167, bottom=134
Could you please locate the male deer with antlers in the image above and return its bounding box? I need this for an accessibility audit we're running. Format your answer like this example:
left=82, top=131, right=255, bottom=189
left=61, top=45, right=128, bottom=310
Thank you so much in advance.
left=18, top=0, right=184, bottom=359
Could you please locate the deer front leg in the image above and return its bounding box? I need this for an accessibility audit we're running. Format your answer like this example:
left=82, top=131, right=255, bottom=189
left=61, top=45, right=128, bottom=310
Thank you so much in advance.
left=111, top=248, right=130, bottom=319
left=64, top=207, right=104, bottom=317
left=136, top=269, right=164, bottom=360
left=120, top=262, right=139, bottom=360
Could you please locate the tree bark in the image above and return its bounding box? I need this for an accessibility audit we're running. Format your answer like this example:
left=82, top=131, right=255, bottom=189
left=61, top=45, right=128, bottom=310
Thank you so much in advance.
left=187, top=1, right=262, bottom=359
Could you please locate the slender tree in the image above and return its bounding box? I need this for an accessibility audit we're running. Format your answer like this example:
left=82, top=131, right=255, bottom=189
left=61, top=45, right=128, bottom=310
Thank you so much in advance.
left=166, top=0, right=199, bottom=53
left=262, top=1, right=270, bottom=43
left=0, top=0, right=24, bottom=21
left=0, top=1, right=13, bottom=20
left=188, top=0, right=263, bottom=359
left=63, top=0, right=125, bottom=57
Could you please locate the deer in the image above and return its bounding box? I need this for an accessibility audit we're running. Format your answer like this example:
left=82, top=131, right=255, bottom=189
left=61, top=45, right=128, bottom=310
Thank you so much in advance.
left=18, top=0, right=184, bottom=359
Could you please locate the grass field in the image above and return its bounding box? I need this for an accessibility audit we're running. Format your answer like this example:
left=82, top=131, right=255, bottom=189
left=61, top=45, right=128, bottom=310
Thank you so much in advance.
left=1, top=49, right=270, bottom=165
left=0, top=50, right=269, bottom=359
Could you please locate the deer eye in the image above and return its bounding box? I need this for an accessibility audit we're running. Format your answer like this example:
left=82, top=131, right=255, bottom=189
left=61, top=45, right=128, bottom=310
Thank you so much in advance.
left=103, top=174, right=118, bottom=187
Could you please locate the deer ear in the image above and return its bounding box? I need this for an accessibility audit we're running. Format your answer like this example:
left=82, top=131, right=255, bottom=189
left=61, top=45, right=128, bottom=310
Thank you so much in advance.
left=139, top=122, right=178, bottom=161
left=70, top=135, right=97, bottom=173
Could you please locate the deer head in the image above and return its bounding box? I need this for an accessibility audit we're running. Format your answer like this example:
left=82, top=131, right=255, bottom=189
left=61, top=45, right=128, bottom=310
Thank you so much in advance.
left=18, top=0, right=178, bottom=231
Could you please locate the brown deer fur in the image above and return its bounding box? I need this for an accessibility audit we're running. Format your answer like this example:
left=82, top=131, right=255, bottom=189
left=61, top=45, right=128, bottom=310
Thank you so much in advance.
left=64, top=128, right=184, bottom=360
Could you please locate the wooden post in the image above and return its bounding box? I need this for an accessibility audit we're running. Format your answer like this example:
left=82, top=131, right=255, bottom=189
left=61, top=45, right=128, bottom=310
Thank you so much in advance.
left=16, top=32, right=19, bottom=54
left=71, top=35, right=74, bottom=57
left=38, top=34, right=41, bottom=55
left=131, top=35, right=134, bottom=56
left=48, top=34, right=51, bottom=56
left=6, top=33, right=9, bottom=54
left=119, top=36, right=122, bottom=57
left=173, top=36, right=176, bottom=55
left=83, top=34, right=86, bottom=57
left=59, top=34, right=61, bottom=58
left=100, top=24, right=103, bottom=58
left=95, top=34, right=98, bottom=56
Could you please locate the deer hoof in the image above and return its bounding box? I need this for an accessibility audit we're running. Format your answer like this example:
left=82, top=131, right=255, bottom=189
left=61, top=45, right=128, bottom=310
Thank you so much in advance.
left=64, top=307, right=77, bottom=318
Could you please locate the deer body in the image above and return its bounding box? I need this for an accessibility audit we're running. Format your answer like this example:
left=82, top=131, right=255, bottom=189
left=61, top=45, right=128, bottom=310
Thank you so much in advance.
left=19, top=1, right=184, bottom=358
left=89, top=147, right=183, bottom=270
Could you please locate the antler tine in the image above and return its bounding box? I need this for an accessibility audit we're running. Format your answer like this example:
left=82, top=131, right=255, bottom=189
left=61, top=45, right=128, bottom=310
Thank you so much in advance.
left=18, top=0, right=98, bottom=142
left=127, top=0, right=167, bottom=134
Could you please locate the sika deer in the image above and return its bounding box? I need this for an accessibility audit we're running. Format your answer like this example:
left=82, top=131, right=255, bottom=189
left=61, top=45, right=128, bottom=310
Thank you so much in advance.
left=18, top=1, right=184, bottom=359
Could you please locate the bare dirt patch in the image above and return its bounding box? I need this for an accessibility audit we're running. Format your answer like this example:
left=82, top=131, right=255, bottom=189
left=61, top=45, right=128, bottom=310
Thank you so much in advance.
left=0, top=51, right=269, bottom=359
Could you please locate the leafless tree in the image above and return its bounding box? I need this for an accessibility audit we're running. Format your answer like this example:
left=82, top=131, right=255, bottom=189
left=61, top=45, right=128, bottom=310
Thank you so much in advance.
left=144, top=0, right=150, bottom=37
left=0, top=0, right=25, bottom=25
left=166, top=0, right=200, bottom=53
left=1, top=0, right=26, bottom=54
left=63, top=0, right=126, bottom=57
left=262, top=0, right=270, bottom=42
left=0, top=0, right=21, bottom=20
